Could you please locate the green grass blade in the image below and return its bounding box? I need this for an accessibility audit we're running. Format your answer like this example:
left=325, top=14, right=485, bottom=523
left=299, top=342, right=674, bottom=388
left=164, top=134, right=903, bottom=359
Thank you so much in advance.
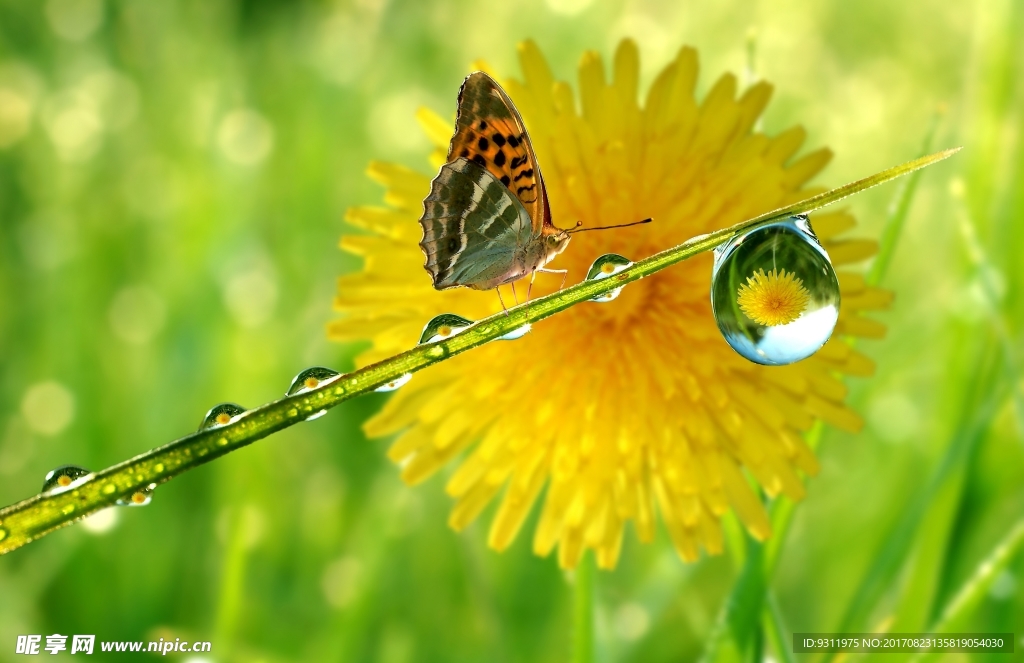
left=906, top=519, right=1024, bottom=663
left=867, top=110, right=943, bottom=286
left=929, top=519, right=1024, bottom=633
left=700, top=536, right=766, bottom=663
left=824, top=339, right=1008, bottom=659
left=0, top=149, right=960, bottom=555
left=886, top=456, right=970, bottom=634
left=762, top=592, right=797, bottom=663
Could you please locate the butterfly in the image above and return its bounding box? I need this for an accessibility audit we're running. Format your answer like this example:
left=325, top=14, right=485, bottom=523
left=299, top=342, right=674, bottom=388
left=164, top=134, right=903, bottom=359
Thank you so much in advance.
left=418, top=72, right=648, bottom=299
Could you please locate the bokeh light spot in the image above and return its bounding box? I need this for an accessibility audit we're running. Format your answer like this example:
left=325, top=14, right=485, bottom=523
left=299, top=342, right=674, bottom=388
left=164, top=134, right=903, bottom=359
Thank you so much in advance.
left=21, top=381, right=76, bottom=436
left=217, top=109, right=275, bottom=166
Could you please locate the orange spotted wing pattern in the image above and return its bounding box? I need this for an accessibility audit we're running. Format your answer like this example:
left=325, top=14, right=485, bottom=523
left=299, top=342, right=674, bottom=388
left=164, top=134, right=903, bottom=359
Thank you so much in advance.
left=447, top=72, right=552, bottom=233
left=418, top=72, right=573, bottom=291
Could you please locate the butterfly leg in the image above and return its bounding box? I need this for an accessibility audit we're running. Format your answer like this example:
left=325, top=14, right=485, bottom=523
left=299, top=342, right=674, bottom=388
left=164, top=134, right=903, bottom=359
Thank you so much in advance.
left=537, top=268, right=569, bottom=291
left=511, top=281, right=520, bottom=306
left=495, top=287, right=508, bottom=316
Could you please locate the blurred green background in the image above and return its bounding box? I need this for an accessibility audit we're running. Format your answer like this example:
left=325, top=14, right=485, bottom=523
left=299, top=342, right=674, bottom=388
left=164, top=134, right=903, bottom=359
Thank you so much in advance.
left=1, top=0, right=1022, bottom=661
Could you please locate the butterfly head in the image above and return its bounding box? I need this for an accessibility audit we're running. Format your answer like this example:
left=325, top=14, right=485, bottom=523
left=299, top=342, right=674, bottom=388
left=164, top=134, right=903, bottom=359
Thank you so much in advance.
left=545, top=228, right=572, bottom=256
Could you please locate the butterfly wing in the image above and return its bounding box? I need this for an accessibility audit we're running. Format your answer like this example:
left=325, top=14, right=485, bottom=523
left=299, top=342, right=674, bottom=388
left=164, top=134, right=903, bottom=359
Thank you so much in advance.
left=419, top=157, right=535, bottom=290
left=448, top=72, right=552, bottom=234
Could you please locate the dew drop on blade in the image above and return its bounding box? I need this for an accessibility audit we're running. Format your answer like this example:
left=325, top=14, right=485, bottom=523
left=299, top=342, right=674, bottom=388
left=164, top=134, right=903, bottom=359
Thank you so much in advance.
left=41, top=465, right=92, bottom=493
left=286, top=367, right=342, bottom=396
left=374, top=373, right=412, bottom=392
left=497, top=323, right=531, bottom=341
left=585, top=254, right=633, bottom=303
left=117, top=484, right=156, bottom=507
left=419, top=313, right=474, bottom=344
left=711, top=215, right=839, bottom=366
left=0, top=528, right=6, bottom=542
left=198, top=403, right=247, bottom=430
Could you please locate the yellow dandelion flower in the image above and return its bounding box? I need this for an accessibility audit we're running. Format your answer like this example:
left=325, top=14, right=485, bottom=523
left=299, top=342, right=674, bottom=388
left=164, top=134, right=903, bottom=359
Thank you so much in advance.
left=737, top=268, right=811, bottom=326
left=329, top=40, right=892, bottom=569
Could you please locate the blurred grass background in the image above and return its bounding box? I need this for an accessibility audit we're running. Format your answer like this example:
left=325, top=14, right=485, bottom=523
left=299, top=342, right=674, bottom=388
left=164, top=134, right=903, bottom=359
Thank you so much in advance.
left=0, top=0, right=1022, bottom=661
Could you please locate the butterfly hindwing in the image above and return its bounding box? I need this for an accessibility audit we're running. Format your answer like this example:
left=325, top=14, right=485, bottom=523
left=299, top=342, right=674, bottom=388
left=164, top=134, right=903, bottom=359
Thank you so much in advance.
left=419, top=157, right=535, bottom=290
left=449, top=72, right=551, bottom=234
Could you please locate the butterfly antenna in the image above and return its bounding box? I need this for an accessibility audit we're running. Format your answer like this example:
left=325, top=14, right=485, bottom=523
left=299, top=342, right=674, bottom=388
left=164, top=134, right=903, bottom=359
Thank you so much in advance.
left=567, top=218, right=652, bottom=234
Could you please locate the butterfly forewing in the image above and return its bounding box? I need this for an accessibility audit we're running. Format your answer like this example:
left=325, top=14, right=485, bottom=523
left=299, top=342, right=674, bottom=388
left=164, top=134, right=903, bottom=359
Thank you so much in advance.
left=420, top=157, right=534, bottom=290
left=449, top=72, right=551, bottom=234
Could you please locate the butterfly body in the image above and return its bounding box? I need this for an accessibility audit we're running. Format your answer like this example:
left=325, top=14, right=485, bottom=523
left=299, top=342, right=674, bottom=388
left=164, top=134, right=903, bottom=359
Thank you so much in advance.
left=418, top=72, right=571, bottom=291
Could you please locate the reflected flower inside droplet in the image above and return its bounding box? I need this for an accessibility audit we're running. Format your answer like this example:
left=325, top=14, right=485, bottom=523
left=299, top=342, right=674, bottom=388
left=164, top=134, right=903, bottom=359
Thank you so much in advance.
left=286, top=367, right=342, bottom=396
left=374, top=373, right=412, bottom=392
left=497, top=323, right=531, bottom=341
left=736, top=268, right=809, bottom=326
left=117, top=484, right=155, bottom=507
left=585, top=253, right=632, bottom=302
left=418, top=313, right=474, bottom=344
left=199, top=403, right=247, bottom=430
left=41, top=464, right=91, bottom=493
left=711, top=216, right=839, bottom=366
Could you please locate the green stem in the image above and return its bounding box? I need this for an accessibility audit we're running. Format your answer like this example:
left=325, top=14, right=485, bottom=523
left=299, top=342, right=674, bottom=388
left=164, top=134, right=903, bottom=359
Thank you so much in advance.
left=0, top=148, right=959, bottom=555
left=761, top=593, right=797, bottom=663
left=574, top=551, right=595, bottom=663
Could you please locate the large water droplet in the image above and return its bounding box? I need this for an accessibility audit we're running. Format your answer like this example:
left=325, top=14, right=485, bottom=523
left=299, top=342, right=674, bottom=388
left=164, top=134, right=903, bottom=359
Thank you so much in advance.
left=374, top=373, right=412, bottom=392
left=497, top=323, right=531, bottom=340
left=117, top=484, right=156, bottom=507
left=41, top=465, right=91, bottom=493
left=419, top=313, right=474, bottom=344
left=711, top=215, right=839, bottom=365
left=585, top=254, right=633, bottom=302
left=199, top=403, right=247, bottom=430
left=286, top=367, right=342, bottom=396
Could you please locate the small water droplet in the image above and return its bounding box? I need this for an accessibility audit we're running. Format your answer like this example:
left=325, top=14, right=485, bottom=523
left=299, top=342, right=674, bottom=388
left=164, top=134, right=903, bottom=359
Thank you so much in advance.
left=102, top=483, right=117, bottom=495
left=286, top=367, right=342, bottom=396
left=154, top=463, right=164, bottom=473
left=117, top=484, right=155, bottom=507
left=425, top=346, right=446, bottom=358
left=199, top=403, right=247, bottom=430
left=62, top=504, right=76, bottom=515
left=374, top=373, right=413, bottom=392
left=585, top=254, right=633, bottom=302
left=711, top=215, right=839, bottom=365
left=0, top=528, right=6, bottom=542
left=41, top=465, right=91, bottom=493
left=497, top=323, right=531, bottom=341
left=419, top=313, right=474, bottom=344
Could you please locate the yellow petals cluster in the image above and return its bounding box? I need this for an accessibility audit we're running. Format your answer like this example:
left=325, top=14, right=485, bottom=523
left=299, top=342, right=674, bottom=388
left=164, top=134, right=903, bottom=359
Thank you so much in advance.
left=330, top=40, right=891, bottom=569
left=737, top=268, right=811, bottom=326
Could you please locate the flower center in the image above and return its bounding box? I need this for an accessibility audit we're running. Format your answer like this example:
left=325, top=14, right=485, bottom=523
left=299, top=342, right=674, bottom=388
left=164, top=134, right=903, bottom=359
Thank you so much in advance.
left=736, top=268, right=810, bottom=327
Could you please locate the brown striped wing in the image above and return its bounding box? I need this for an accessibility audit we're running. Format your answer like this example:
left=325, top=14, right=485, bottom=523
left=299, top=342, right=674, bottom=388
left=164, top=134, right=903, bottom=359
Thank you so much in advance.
left=419, top=157, right=536, bottom=290
left=448, top=72, right=551, bottom=234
